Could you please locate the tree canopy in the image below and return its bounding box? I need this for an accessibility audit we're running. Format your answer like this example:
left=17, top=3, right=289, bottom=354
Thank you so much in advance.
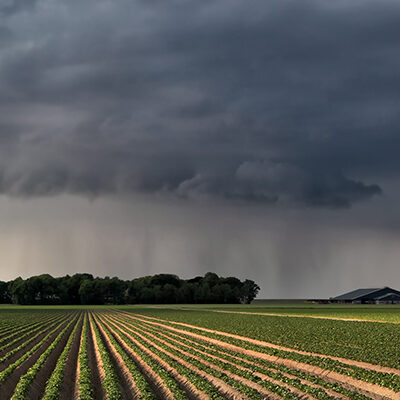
left=0, top=272, right=260, bottom=305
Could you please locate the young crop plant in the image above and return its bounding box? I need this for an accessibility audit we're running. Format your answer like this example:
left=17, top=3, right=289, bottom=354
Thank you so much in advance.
left=113, top=316, right=297, bottom=400
left=0, top=315, right=68, bottom=365
left=133, top=319, right=335, bottom=400
left=129, top=312, right=400, bottom=392
left=89, top=314, right=122, bottom=400
left=99, top=314, right=197, bottom=400
left=93, top=315, right=156, bottom=400
left=142, top=318, right=372, bottom=400
left=0, top=316, right=74, bottom=386
left=41, top=315, right=83, bottom=400
left=77, top=314, right=94, bottom=400
left=128, top=309, right=400, bottom=369
left=107, top=314, right=270, bottom=400
left=11, top=315, right=77, bottom=400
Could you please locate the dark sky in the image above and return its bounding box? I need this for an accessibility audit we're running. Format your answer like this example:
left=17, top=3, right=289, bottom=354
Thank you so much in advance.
left=0, top=0, right=399, bottom=297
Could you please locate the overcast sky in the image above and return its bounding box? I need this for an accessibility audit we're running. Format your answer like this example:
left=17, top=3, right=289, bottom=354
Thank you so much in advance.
left=0, top=0, right=399, bottom=297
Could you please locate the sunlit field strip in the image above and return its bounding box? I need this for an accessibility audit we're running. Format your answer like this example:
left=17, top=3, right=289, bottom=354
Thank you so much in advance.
left=0, top=307, right=398, bottom=400
left=106, top=313, right=306, bottom=400
left=98, top=313, right=219, bottom=399
left=114, top=311, right=400, bottom=399
left=90, top=312, right=156, bottom=399
left=121, top=308, right=400, bottom=370
left=121, top=314, right=368, bottom=400
left=111, top=312, right=369, bottom=399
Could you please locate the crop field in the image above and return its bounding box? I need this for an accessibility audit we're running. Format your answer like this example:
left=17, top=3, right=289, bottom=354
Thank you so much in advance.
left=0, top=306, right=399, bottom=399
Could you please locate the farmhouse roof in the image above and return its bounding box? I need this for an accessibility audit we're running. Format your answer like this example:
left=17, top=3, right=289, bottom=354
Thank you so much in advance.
left=332, top=287, right=400, bottom=301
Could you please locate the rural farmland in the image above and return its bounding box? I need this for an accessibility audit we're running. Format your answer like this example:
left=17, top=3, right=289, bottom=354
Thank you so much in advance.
left=0, top=306, right=399, bottom=400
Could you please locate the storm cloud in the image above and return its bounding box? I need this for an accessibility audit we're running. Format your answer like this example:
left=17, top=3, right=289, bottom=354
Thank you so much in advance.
left=0, top=0, right=399, bottom=207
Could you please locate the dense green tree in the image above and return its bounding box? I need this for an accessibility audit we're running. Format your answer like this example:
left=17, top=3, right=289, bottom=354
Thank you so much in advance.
left=240, top=279, right=260, bottom=304
left=5, top=271, right=260, bottom=305
left=0, top=281, right=11, bottom=303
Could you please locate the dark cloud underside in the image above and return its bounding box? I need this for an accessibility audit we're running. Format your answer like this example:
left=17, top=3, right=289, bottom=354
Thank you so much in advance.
left=1, top=0, right=399, bottom=207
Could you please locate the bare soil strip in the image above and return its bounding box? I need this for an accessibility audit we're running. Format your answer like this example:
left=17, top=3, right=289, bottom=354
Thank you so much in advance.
left=119, top=313, right=399, bottom=400
left=88, top=315, right=108, bottom=400
left=99, top=313, right=206, bottom=400
left=124, top=312, right=400, bottom=377
left=0, top=317, right=72, bottom=400
left=73, top=317, right=85, bottom=400
left=86, top=316, right=105, bottom=400
left=27, top=315, right=79, bottom=400
left=107, top=314, right=281, bottom=400
left=91, top=313, right=140, bottom=400
left=61, top=316, right=83, bottom=400
left=124, top=317, right=310, bottom=400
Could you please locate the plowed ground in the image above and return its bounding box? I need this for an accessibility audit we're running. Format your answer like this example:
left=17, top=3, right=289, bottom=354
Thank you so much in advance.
left=0, top=308, right=399, bottom=400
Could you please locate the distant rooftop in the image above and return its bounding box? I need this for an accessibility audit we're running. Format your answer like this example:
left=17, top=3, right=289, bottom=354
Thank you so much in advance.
left=332, top=287, right=394, bottom=301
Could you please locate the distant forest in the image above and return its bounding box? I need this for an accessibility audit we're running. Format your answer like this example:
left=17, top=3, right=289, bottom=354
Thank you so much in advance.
left=0, top=272, right=260, bottom=305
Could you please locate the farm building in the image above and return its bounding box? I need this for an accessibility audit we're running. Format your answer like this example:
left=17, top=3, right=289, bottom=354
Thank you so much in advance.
left=330, top=287, right=400, bottom=304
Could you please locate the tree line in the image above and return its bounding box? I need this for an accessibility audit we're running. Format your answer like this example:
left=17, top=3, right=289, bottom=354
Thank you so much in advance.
left=0, top=272, right=260, bottom=305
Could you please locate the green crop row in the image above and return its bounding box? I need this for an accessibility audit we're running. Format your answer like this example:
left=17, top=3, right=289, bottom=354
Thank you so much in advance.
left=92, top=314, right=156, bottom=400
left=0, top=315, right=66, bottom=363
left=0, top=314, right=69, bottom=365
left=129, top=312, right=400, bottom=392
left=89, top=314, right=122, bottom=400
left=41, top=315, right=83, bottom=400
left=130, top=317, right=336, bottom=400
left=109, top=314, right=274, bottom=400
left=0, top=316, right=58, bottom=346
left=111, top=314, right=297, bottom=400
left=0, top=314, right=53, bottom=339
left=133, top=315, right=371, bottom=400
left=77, top=314, right=94, bottom=400
left=11, top=315, right=78, bottom=400
left=0, top=316, right=73, bottom=385
left=100, top=314, right=198, bottom=400
left=126, top=309, right=400, bottom=369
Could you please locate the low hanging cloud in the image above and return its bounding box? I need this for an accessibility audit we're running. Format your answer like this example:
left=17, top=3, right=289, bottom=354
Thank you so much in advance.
left=0, top=0, right=398, bottom=207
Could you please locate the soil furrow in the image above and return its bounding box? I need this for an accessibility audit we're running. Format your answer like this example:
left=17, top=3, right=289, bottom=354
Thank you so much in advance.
left=60, top=315, right=83, bottom=400
left=132, top=319, right=350, bottom=400
left=0, top=316, right=59, bottom=357
left=85, top=315, right=105, bottom=400
left=0, top=316, right=72, bottom=400
left=97, top=314, right=185, bottom=400
left=120, top=312, right=397, bottom=400
left=129, top=319, right=319, bottom=400
left=73, top=316, right=85, bottom=400
left=27, top=314, right=80, bottom=400
left=107, top=314, right=276, bottom=400
left=123, top=312, right=400, bottom=377
left=91, top=313, right=139, bottom=400
left=87, top=315, right=107, bottom=400
left=0, top=316, right=68, bottom=370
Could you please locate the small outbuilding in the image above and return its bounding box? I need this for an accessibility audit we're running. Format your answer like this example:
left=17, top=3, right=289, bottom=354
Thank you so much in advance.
left=330, top=287, right=400, bottom=304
